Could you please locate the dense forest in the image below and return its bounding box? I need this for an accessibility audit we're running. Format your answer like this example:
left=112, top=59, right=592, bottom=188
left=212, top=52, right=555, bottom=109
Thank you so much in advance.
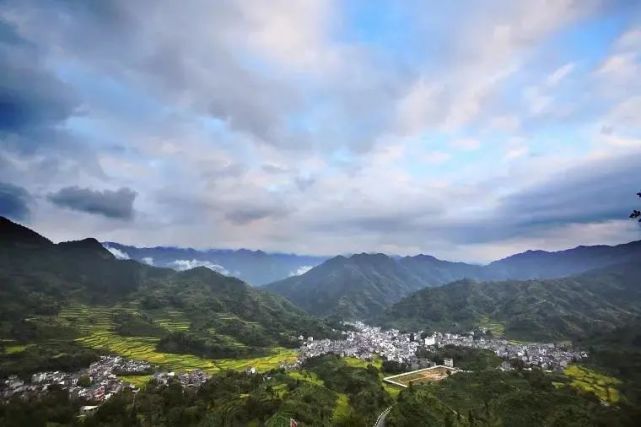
left=0, top=217, right=339, bottom=366
left=377, top=261, right=641, bottom=341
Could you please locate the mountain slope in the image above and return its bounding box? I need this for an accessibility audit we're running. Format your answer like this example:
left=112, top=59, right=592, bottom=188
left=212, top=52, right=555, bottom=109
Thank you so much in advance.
left=264, top=253, right=482, bottom=319
left=0, top=217, right=336, bottom=361
left=102, top=241, right=326, bottom=286
left=377, top=261, right=641, bottom=341
left=485, top=240, right=641, bottom=280
left=264, top=241, right=641, bottom=320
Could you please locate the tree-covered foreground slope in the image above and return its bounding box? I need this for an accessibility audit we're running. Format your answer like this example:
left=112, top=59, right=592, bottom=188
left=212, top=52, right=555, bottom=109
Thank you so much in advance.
left=265, top=241, right=641, bottom=319
left=377, top=261, right=641, bottom=341
left=0, top=217, right=337, bottom=376
left=0, top=355, right=392, bottom=427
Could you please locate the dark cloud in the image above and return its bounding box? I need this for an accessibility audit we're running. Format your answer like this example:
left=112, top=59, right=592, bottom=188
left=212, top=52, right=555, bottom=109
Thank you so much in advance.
left=443, top=154, right=641, bottom=244
left=0, top=19, right=77, bottom=135
left=0, top=182, right=31, bottom=220
left=48, top=186, right=136, bottom=219
left=499, top=155, right=640, bottom=227
left=225, top=206, right=287, bottom=225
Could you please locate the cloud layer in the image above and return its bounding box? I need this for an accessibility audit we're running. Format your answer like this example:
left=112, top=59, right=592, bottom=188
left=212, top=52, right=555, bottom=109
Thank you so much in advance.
left=1, top=0, right=640, bottom=261
left=48, top=187, right=136, bottom=219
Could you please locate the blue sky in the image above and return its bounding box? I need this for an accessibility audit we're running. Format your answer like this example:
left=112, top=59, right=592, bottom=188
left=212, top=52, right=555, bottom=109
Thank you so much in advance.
left=1, top=0, right=640, bottom=262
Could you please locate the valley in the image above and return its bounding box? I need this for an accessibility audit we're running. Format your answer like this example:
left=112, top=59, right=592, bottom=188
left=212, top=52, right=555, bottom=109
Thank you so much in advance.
left=1, top=217, right=641, bottom=425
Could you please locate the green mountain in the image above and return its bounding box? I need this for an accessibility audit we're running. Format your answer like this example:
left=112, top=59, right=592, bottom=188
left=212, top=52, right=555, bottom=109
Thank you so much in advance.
left=485, top=240, right=641, bottom=279
left=265, top=242, right=641, bottom=320
left=264, top=253, right=428, bottom=319
left=377, top=261, right=641, bottom=341
left=0, top=217, right=336, bottom=373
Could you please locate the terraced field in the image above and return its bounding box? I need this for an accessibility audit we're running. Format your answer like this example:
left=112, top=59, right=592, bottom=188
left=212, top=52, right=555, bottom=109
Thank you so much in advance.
left=57, top=304, right=297, bottom=374
left=479, top=315, right=505, bottom=336
left=564, top=364, right=621, bottom=404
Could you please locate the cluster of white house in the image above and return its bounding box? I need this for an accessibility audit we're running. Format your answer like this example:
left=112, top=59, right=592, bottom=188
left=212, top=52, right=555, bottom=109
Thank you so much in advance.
left=299, top=323, right=585, bottom=372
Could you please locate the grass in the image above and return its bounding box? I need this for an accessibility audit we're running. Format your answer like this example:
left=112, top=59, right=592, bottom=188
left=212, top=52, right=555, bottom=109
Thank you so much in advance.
left=564, top=364, right=621, bottom=404
left=332, top=393, right=350, bottom=422
left=288, top=370, right=324, bottom=386
left=343, top=356, right=382, bottom=370
left=2, top=344, right=30, bottom=355
left=118, top=374, right=153, bottom=389
left=383, top=382, right=402, bottom=398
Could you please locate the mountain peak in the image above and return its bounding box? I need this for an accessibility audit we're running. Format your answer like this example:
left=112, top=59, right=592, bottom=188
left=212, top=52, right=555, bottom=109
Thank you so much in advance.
left=57, top=238, right=115, bottom=259
left=0, top=216, right=53, bottom=248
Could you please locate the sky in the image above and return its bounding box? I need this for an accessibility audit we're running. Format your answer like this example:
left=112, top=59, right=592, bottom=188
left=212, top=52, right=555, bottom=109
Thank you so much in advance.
left=1, top=0, right=641, bottom=262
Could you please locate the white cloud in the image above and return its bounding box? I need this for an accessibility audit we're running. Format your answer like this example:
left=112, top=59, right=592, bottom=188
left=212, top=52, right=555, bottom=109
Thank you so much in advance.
left=171, top=259, right=230, bottom=275
left=103, top=245, right=130, bottom=260
left=141, top=257, right=154, bottom=265
left=546, top=62, right=575, bottom=86
left=290, top=265, right=313, bottom=276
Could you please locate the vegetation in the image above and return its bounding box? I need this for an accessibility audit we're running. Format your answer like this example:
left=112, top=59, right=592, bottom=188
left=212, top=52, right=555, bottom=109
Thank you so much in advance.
left=415, top=345, right=502, bottom=371
left=0, top=217, right=339, bottom=378
left=387, top=369, right=638, bottom=426
left=0, top=355, right=395, bottom=426
left=377, top=261, right=641, bottom=341
left=265, top=242, right=641, bottom=320
left=564, top=365, right=621, bottom=404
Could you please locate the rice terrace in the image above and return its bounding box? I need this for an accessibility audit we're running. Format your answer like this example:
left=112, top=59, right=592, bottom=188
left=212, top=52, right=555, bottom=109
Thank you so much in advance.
left=384, top=366, right=459, bottom=388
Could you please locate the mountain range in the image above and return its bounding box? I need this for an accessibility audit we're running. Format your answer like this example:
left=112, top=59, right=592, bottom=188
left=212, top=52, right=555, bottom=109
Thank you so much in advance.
left=265, top=241, right=641, bottom=319
left=102, top=242, right=326, bottom=286
left=377, top=261, right=641, bottom=341
left=0, top=217, right=336, bottom=362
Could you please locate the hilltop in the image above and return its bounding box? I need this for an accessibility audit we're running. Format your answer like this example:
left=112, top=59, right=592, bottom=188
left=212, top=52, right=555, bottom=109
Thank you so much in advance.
left=377, top=261, right=641, bottom=341
left=0, top=217, right=337, bottom=377
left=265, top=241, right=641, bottom=319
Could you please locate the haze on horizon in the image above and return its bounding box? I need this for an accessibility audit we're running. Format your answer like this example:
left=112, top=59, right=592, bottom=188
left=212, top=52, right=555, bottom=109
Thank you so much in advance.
left=1, top=0, right=640, bottom=263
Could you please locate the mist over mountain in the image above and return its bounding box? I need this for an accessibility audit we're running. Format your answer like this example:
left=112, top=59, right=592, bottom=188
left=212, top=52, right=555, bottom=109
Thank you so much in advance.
left=265, top=241, right=641, bottom=319
left=102, top=242, right=326, bottom=286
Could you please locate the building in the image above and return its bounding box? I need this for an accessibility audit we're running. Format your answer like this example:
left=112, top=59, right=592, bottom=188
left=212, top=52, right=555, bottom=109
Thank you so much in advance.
left=443, top=358, right=454, bottom=368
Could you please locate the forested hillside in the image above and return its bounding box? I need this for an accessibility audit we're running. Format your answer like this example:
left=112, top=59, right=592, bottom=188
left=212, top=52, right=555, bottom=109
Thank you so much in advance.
left=265, top=241, right=641, bottom=319
left=0, top=217, right=337, bottom=375
left=377, top=261, right=641, bottom=341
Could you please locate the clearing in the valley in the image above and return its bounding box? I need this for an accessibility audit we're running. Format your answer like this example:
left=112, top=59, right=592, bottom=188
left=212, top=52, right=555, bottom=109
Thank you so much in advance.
left=383, top=366, right=458, bottom=388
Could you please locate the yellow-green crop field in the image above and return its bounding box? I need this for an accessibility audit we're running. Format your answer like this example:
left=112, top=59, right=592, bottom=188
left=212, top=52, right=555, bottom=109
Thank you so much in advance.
left=343, top=355, right=382, bottom=370
left=564, top=364, right=621, bottom=404
left=288, top=370, right=324, bottom=386
left=117, top=374, right=153, bottom=388
left=57, top=304, right=296, bottom=374
left=2, top=344, right=30, bottom=355
left=216, top=348, right=298, bottom=372
left=479, top=315, right=505, bottom=336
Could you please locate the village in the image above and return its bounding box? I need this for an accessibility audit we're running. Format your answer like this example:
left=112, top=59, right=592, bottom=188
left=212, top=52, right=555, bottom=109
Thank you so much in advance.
left=1, top=356, right=153, bottom=404
left=1, top=322, right=586, bottom=413
left=299, top=322, right=587, bottom=372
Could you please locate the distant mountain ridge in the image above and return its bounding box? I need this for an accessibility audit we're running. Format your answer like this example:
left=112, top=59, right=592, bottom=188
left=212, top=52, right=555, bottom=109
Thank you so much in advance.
left=102, top=242, right=327, bottom=286
left=377, top=260, right=641, bottom=341
left=265, top=240, right=641, bottom=319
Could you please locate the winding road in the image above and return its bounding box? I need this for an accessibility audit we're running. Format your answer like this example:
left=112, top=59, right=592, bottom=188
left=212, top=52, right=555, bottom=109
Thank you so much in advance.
left=373, top=406, right=392, bottom=427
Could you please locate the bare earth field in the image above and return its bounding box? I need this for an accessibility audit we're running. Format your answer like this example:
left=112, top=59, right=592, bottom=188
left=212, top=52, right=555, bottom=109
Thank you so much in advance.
left=384, top=366, right=458, bottom=388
